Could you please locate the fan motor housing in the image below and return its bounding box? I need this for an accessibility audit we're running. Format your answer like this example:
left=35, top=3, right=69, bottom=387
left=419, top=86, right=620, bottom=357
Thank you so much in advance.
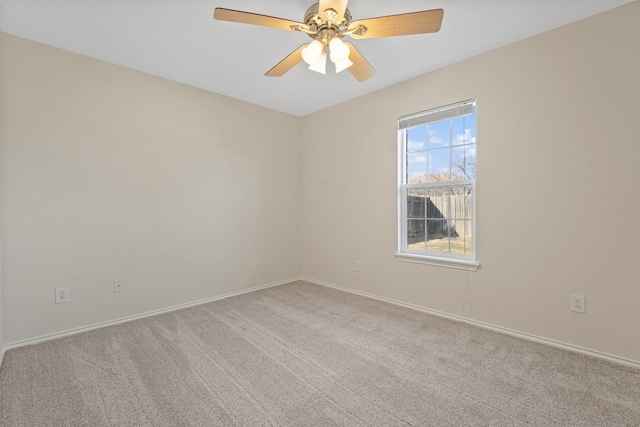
left=304, top=3, right=352, bottom=36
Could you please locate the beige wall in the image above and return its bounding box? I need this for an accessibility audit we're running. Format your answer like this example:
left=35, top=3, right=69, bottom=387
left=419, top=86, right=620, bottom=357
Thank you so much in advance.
left=0, top=33, right=301, bottom=344
left=301, top=2, right=640, bottom=363
left=1, top=2, right=639, bottom=363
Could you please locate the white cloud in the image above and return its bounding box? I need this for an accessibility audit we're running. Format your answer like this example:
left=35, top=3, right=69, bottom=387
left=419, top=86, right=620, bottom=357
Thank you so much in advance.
left=430, top=136, right=444, bottom=145
left=407, top=154, right=427, bottom=165
left=455, top=129, right=476, bottom=144
left=407, top=139, right=426, bottom=152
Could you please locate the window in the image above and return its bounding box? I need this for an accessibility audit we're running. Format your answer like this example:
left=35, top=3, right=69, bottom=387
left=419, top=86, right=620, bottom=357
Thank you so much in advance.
left=396, top=99, right=478, bottom=270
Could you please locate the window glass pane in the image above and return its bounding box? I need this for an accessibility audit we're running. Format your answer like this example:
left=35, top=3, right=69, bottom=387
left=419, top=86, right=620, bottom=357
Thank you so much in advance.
left=406, top=125, right=427, bottom=153
left=464, top=113, right=476, bottom=144
left=452, top=111, right=476, bottom=146
left=452, top=145, right=476, bottom=180
left=452, top=116, right=464, bottom=146
left=450, top=185, right=472, bottom=220
left=426, top=188, right=449, bottom=219
left=407, top=219, right=425, bottom=250
left=449, top=220, right=473, bottom=255
left=406, top=151, right=427, bottom=183
left=428, top=120, right=451, bottom=148
left=407, top=189, right=425, bottom=219
left=426, top=220, right=450, bottom=253
left=451, top=116, right=472, bottom=146
left=427, top=148, right=450, bottom=182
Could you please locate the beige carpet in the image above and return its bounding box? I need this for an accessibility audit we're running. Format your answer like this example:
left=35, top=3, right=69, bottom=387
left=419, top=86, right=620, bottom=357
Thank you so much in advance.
left=1, top=280, right=639, bottom=426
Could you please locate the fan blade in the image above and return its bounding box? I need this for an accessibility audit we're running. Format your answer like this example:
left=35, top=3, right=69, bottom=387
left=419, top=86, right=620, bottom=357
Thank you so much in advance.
left=318, top=0, right=349, bottom=24
left=348, top=9, right=444, bottom=39
left=344, top=42, right=376, bottom=82
left=265, top=44, right=307, bottom=77
left=214, top=8, right=309, bottom=32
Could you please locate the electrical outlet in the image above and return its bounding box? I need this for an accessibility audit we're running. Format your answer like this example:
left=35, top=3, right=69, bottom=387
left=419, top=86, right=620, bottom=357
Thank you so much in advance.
left=570, top=295, right=586, bottom=314
left=355, top=260, right=362, bottom=272
left=255, top=258, right=261, bottom=268
left=114, top=280, right=124, bottom=293
left=55, top=287, right=69, bottom=304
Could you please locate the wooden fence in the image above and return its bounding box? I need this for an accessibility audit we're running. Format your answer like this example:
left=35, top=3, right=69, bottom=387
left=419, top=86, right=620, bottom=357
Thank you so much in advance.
left=407, top=191, right=472, bottom=239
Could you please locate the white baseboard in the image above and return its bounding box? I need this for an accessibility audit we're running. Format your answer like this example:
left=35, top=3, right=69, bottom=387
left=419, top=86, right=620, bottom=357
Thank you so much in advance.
left=4, top=277, right=303, bottom=351
left=302, top=276, right=640, bottom=370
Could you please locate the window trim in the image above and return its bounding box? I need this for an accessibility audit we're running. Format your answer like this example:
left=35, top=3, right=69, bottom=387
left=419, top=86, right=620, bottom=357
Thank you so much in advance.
left=394, top=252, right=480, bottom=271
left=396, top=99, right=480, bottom=271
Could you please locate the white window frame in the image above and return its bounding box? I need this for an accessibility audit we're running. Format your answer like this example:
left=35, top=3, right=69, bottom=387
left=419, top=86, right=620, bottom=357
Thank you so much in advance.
left=395, top=99, right=479, bottom=271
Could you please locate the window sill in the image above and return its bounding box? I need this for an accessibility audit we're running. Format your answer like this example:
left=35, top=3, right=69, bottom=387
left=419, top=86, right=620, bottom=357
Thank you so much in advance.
left=394, top=253, right=480, bottom=271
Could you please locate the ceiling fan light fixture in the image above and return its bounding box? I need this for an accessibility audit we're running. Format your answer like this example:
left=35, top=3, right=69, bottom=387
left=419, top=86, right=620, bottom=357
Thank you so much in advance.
left=308, top=52, right=327, bottom=74
left=329, top=37, right=350, bottom=63
left=301, top=40, right=324, bottom=65
left=214, top=2, right=445, bottom=82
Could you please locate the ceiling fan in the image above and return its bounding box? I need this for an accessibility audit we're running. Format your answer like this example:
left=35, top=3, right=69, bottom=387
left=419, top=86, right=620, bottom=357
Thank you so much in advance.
left=213, top=1, right=444, bottom=82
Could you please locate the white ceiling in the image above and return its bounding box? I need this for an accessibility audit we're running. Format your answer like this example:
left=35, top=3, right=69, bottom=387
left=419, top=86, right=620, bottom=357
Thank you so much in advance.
left=0, top=0, right=634, bottom=116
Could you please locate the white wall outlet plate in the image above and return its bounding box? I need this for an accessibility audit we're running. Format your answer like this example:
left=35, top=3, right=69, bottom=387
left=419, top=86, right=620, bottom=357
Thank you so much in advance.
left=55, top=287, right=69, bottom=304
left=570, top=295, right=586, bottom=314
left=114, top=280, right=124, bottom=293
left=355, top=260, right=362, bottom=272
left=255, top=258, right=261, bottom=268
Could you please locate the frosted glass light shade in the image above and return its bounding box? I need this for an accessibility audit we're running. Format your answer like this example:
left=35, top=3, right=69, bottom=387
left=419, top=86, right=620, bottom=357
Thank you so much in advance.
left=334, top=58, right=353, bottom=73
left=329, top=38, right=350, bottom=63
left=302, top=40, right=324, bottom=65
left=308, top=53, right=327, bottom=74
